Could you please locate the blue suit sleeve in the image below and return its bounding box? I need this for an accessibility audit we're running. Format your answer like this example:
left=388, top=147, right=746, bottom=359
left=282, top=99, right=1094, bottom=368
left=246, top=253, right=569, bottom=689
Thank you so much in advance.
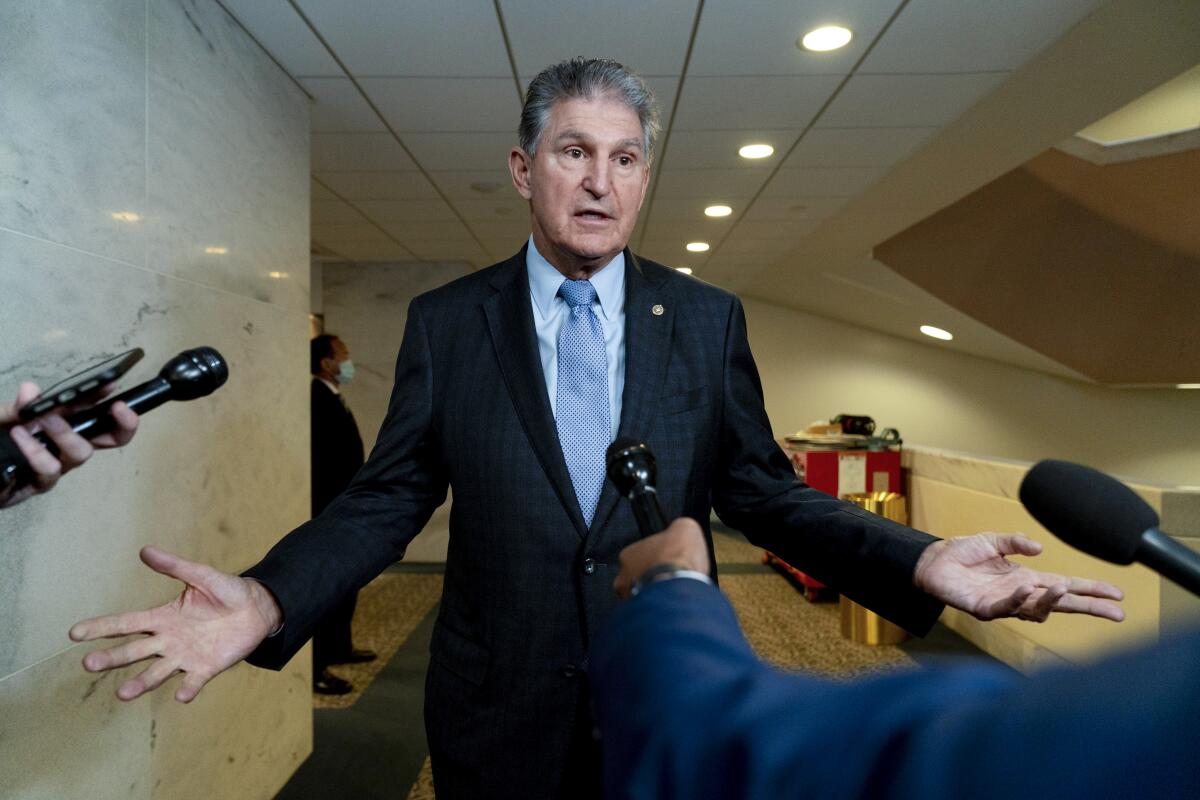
left=590, top=579, right=1016, bottom=800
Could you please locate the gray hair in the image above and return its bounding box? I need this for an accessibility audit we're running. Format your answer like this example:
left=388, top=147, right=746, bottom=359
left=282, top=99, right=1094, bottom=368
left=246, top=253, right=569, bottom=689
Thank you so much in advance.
left=519, top=58, right=661, bottom=164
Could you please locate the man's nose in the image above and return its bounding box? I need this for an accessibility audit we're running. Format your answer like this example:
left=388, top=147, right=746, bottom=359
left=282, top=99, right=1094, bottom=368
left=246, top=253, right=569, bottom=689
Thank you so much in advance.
left=582, top=158, right=611, bottom=197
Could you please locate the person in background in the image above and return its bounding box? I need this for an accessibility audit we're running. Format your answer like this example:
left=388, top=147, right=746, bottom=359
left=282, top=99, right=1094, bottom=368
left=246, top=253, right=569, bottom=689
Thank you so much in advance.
left=1, top=380, right=138, bottom=509
left=309, top=334, right=377, bottom=695
left=591, top=518, right=1198, bottom=800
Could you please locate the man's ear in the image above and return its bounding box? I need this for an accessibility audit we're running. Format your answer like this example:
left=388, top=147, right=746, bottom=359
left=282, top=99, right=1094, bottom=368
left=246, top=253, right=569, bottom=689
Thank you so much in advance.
left=509, top=147, right=534, bottom=200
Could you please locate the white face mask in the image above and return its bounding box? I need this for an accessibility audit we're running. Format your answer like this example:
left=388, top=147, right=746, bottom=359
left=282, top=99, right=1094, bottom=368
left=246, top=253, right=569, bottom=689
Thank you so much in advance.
left=336, top=359, right=356, bottom=385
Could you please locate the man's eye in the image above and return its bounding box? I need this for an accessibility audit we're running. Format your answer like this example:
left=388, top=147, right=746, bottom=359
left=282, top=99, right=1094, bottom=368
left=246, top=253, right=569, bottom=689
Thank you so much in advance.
left=618, top=156, right=634, bottom=166
left=566, top=148, right=584, bottom=158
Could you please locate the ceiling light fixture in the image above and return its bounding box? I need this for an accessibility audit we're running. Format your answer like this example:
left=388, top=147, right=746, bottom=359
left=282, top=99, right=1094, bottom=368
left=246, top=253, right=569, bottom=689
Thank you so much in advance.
left=920, top=325, right=953, bottom=341
left=676, top=267, right=693, bottom=275
left=686, top=242, right=710, bottom=253
left=738, top=144, right=774, bottom=159
left=800, top=26, right=853, bottom=52
left=1178, top=383, right=1200, bottom=389
left=705, top=205, right=733, bottom=217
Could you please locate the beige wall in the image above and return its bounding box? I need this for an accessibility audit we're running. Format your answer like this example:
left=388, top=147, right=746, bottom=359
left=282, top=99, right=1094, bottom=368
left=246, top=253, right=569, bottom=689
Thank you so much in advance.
left=0, top=1, right=312, bottom=798
left=743, top=296, right=1200, bottom=487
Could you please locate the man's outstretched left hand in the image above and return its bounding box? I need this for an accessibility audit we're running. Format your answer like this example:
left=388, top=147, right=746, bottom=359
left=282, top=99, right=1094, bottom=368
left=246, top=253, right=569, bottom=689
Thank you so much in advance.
left=914, top=533, right=1125, bottom=623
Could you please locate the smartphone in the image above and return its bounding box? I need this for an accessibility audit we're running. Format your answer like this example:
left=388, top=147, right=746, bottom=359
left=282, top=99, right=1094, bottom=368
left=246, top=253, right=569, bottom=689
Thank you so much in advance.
left=17, top=348, right=144, bottom=421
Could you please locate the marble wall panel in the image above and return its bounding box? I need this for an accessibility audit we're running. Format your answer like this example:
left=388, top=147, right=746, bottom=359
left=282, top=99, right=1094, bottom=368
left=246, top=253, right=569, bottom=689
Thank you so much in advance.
left=0, top=646, right=152, bottom=799
left=145, top=0, right=311, bottom=312
left=0, top=0, right=146, bottom=266
left=150, top=650, right=312, bottom=800
left=0, top=230, right=310, bottom=674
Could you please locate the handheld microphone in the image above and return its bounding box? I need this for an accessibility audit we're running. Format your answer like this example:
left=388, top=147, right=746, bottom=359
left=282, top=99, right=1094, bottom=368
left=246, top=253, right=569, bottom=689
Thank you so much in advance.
left=606, top=438, right=666, bottom=536
left=1019, top=459, right=1200, bottom=598
left=1, top=347, right=229, bottom=495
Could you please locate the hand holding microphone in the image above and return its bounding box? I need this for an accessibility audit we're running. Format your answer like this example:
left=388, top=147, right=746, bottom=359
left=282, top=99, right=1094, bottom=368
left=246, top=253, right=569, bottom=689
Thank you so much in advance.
left=1, top=347, right=227, bottom=505
left=606, top=439, right=710, bottom=598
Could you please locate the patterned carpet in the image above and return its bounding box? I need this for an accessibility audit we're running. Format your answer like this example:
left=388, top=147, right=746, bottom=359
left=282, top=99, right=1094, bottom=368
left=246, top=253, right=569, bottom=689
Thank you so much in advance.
left=307, top=529, right=915, bottom=797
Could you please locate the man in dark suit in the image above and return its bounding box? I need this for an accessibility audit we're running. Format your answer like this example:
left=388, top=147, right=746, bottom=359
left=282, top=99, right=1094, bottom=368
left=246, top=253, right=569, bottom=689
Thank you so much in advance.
left=71, top=58, right=1123, bottom=799
left=308, top=334, right=376, bottom=695
left=592, top=518, right=1200, bottom=800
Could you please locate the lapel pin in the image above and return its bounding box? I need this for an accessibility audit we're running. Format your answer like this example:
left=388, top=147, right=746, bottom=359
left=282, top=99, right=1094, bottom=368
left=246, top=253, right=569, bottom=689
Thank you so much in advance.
left=651, top=304, right=664, bottom=316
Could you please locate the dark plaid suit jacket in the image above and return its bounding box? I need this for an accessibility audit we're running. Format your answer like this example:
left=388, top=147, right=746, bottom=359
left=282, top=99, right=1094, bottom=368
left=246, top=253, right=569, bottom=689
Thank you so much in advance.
left=245, top=247, right=942, bottom=798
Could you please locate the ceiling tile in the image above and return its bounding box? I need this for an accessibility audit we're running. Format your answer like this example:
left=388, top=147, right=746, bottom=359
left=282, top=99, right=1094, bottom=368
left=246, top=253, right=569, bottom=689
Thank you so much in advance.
left=354, top=199, right=458, bottom=222
left=428, top=170, right=518, bottom=201
left=300, top=77, right=385, bottom=131
left=312, top=132, right=416, bottom=171
left=636, top=239, right=711, bottom=267
left=482, top=240, right=521, bottom=262
left=663, top=129, right=799, bottom=170
left=452, top=197, right=530, bottom=222
left=861, top=0, right=1105, bottom=74
left=818, top=73, right=1009, bottom=128
left=380, top=218, right=473, bottom=241
left=311, top=178, right=336, bottom=200
left=785, top=127, right=937, bottom=168
left=642, top=219, right=734, bottom=243
left=646, top=195, right=752, bottom=222
left=712, top=236, right=797, bottom=259
left=730, top=219, right=820, bottom=240
left=740, top=195, right=849, bottom=222
left=317, top=240, right=416, bottom=262
left=501, top=0, right=697, bottom=77
left=403, top=132, right=520, bottom=171
left=359, top=78, right=519, bottom=132
left=220, top=0, right=342, bottom=77
left=311, top=222, right=393, bottom=243
left=762, top=166, right=888, bottom=198
left=315, top=171, right=439, bottom=200
left=468, top=219, right=532, bottom=241
left=652, top=168, right=771, bottom=198
left=405, top=239, right=489, bottom=263
left=312, top=199, right=366, bottom=224
left=672, top=76, right=841, bottom=130
left=690, top=0, right=902, bottom=76
left=293, top=0, right=511, bottom=76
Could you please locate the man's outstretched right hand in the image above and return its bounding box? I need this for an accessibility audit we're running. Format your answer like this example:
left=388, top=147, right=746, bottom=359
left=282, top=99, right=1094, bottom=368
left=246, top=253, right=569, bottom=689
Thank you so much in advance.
left=69, top=547, right=283, bottom=703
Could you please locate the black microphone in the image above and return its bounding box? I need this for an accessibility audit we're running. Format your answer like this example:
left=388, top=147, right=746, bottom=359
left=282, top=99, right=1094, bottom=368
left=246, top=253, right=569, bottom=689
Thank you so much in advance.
left=2, top=347, right=229, bottom=495
left=1019, top=459, right=1200, bottom=597
left=606, top=438, right=666, bottom=536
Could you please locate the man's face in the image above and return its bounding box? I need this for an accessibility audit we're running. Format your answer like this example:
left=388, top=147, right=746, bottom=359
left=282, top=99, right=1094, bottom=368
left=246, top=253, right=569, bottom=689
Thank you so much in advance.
left=322, top=339, right=349, bottom=374
left=509, top=95, right=650, bottom=278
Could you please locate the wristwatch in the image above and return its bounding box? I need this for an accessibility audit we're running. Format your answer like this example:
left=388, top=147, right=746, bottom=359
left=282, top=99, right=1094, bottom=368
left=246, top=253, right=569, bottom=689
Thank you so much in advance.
left=630, top=562, right=713, bottom=596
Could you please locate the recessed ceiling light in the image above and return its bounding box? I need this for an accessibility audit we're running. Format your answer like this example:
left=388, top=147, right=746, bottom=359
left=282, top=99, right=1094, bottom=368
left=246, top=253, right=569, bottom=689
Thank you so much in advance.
left=738, top=144, right=774, bottom=159
left=686, top=242, right=710, bottom=253
left=1178, top=383, right=1200, bottom=389
left=705, top=205, right=733, bottom=217
left=800, top=26, right=853, bottom=52
left=204, top=246, right=227, bottom=255
left=676, top=267, right=693, bottom=275
left=111, top=211, right=141, bottom=222
left=920, top=325, right=953, bottom=341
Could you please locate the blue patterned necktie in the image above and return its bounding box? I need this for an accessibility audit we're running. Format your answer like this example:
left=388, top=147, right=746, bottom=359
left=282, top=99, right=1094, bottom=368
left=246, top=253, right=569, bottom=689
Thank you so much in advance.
left=556, top=278, right=610, bottom=527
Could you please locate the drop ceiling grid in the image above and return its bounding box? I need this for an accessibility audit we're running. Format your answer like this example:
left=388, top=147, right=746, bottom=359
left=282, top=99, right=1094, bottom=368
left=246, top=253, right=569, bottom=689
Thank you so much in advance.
left=227, top=0, right=1109, bottom=273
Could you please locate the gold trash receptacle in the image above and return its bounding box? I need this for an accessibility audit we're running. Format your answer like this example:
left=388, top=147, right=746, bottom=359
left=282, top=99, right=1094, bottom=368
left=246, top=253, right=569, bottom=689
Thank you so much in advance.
left=839, top=492, right=910, bottom=645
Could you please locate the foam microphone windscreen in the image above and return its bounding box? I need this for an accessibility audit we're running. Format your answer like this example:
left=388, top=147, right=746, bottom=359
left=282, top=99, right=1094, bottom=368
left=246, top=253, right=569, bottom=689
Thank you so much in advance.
left=1019, top=459, right=1159, bottom=564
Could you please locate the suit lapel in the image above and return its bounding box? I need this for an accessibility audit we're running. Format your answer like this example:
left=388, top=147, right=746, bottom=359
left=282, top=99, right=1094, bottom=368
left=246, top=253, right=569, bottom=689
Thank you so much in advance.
left=589, top=251, right=674, bottom=537
left=483, top=251, right=590, bottom=539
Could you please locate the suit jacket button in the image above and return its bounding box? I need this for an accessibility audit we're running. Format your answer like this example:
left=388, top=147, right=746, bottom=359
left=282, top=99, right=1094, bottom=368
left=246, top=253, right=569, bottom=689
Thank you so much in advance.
left=582, top=558, right=596, bottom=575
left=560, top=664, right=578, bottom=678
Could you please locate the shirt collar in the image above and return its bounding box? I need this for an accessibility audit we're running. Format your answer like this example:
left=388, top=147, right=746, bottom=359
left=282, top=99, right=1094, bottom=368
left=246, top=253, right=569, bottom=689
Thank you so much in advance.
left=318, top=376, right=340, bottom=395
left=526, top=235, right=625, bottom=322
